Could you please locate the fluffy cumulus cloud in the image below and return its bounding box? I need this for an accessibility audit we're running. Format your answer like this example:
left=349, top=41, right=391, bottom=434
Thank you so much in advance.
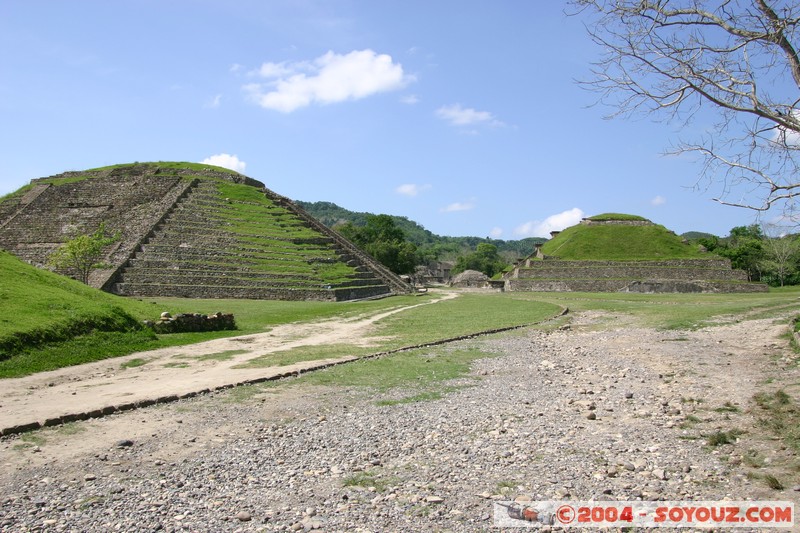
left=651, top=195, right=667, bottom=206
left=244, top=49, right=413, bottom=112
left=514, top=208, right=585, bottom=238
left=200, top=153, right=247, bottom=173
left=395, top=183, right=431, bottom=197
left=774, top=110, right=800, bottom=146
left=440, top=201, right=475, bottom=213
left=435, top=104, right=502, bottom=128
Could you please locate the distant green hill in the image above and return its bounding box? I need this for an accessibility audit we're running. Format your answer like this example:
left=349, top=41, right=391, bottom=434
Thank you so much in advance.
left=540, top=214, right=714, bottom=260
left=296, top=200, right=546, bottom=260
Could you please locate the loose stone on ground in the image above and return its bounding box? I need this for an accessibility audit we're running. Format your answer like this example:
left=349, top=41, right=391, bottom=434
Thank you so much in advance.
left=0, top=311, right=797, bottom=531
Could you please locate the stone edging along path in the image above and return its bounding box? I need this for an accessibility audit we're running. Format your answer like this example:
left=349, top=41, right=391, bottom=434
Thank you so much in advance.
left=0, top=307, right=568, bottom=438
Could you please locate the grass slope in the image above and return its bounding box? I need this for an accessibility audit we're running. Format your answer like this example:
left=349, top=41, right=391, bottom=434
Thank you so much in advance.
left=0, top=250, right=168, bottom=363
left=0, top=254, right=562, bottom=377
left=0, top=249, right=385, bottom=377
left=541, top=215, right=712, bottom=260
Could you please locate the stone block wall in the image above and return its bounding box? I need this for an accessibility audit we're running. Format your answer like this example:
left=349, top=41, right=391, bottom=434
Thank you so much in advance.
left=0, top=172, right=193, bottom=288
left=507, top=278, right=768, bottom=293
left=504, top=259, right=767, bottom=293
left=512, top=260, right=750, bottom=282
left=146, top=312, right=236, bottom=334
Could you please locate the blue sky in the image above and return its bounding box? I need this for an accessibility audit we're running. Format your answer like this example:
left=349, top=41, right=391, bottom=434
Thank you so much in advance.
left=0, top=1, right=766, bottom=238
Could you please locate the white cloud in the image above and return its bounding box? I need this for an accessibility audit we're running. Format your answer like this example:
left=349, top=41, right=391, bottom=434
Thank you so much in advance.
left=395, top=183, right=431, bottom=197
left=651, top=195, right=666, bottom=206
left=435, top=104, right=503, bottom=127
left=400, top=94, right=419, bottom=105
left=200, top=153, right=247, bottom=173
left=774, top=110, right=800, bottom=146
left=244, top=49, right=413, bottom=112
left=441, top=201, right=475, bottom=213
left=252, top=61, right=297, bottom=78
left=514, top=208, right=585, bottom=238
left=489, top=227, right=503, bottom=238
left=204, top=94, right=222, bottom=109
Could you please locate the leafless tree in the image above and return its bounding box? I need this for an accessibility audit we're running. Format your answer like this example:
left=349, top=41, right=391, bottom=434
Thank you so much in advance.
left=761, top=223, right=800, bottom=285
left=571, top=0, right=800, bottom=219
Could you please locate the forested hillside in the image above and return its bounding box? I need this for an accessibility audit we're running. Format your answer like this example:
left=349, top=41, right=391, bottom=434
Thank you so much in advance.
left=296, top=200, right=546, bottom=262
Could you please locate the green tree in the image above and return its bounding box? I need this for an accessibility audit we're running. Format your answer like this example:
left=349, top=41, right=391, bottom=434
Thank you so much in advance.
left=452, top=243, right=508, bottom=278
left=336, top=214, right=418, bottom=275
left=760, top=226, right=800, bottom=286
left=729, top=225, right=765, bottom=242
left=47, top=223, right=120, bottom=284
left=717, top=225, right=766, bottom=281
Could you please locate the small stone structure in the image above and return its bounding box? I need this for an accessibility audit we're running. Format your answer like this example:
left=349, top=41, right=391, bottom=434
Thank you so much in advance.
left=415, top=260, right=454, bottom=285
left=450, top=269, right=490, bottom=288
left=144, top=312, right=236, bottom=334
left=505, top=258, right=767, bottom=293
left=580, top=217, right=653, bottom=227
left=503, top=216, right=768, bottom=293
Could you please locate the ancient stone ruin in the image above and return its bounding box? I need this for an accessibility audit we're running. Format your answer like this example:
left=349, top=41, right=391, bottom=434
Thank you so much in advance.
left=449, top=269, right=490, bottom=288
left=0, top=163, right=411, bottom=301
left=502, top=216, right=767, bottom=293
left=144, top=312, right=236, bottom=334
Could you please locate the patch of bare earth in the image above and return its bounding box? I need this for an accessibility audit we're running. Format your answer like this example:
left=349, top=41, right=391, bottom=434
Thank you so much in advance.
left=0, top=306, right=798, bottom=531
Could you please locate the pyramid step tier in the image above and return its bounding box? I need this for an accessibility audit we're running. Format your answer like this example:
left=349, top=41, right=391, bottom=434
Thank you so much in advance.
left=507, top=278, right=768, bottom=293
left=115, top=270, right=386, bottom=289
left=513, top=266, right=749, bottom=282
left=113, top=282, right=391, bottom=301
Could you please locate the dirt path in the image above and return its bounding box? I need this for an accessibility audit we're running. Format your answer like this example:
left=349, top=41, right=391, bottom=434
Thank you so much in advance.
left=1, top=305, right=798, bottom=531
left=0, top=291, right=458, bottom=432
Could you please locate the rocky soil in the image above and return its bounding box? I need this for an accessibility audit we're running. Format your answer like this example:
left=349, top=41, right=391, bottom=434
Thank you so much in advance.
left=1, top=310, right=798, bottom=532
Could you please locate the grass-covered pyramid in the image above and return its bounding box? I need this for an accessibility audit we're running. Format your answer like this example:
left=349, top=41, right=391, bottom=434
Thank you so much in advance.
left=504, top=214, right=766, bottom=293
left=0, top=162, right=409, bottom=301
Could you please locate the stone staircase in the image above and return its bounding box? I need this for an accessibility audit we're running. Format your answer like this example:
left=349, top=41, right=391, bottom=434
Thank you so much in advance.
left=108, top=179, right=395, bottom=301
left=0, top=173, right=192, bottom=275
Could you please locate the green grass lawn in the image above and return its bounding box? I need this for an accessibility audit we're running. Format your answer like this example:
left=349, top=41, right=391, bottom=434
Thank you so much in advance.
left=4, top=241, right=800, bottom=379
left=508, top=288, right=800, bottom=330
left=0, top=291, right=560, bottom=378
left=237, top=293, right=563, bottom=368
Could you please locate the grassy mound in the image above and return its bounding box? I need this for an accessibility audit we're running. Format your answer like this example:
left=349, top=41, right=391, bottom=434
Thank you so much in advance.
left=0, top=250, right=162, bottom=358
left=541, top=215, right=711, bottom=260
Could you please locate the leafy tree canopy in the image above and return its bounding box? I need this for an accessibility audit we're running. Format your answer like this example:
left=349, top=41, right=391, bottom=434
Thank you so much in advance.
left=451, top=243, right=508, bottom=278
left=47, top=223, right=120, bottom=284
left=298, top=200, right=545, bottom=263
left=336, top=215, right=418, bottom=275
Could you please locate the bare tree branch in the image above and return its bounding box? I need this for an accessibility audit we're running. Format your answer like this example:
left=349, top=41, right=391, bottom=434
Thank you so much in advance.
left=571, top=0, right=800, bottom=218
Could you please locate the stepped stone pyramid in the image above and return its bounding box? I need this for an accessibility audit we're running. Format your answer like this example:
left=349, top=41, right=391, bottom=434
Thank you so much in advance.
left=502, top=216, right=767, bottom=293
left=0, top=163, right=410, bottom=301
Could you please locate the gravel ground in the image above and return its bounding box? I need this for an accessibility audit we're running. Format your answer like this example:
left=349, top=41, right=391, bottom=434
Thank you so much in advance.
left=1, top=310, right=798, bottom=532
